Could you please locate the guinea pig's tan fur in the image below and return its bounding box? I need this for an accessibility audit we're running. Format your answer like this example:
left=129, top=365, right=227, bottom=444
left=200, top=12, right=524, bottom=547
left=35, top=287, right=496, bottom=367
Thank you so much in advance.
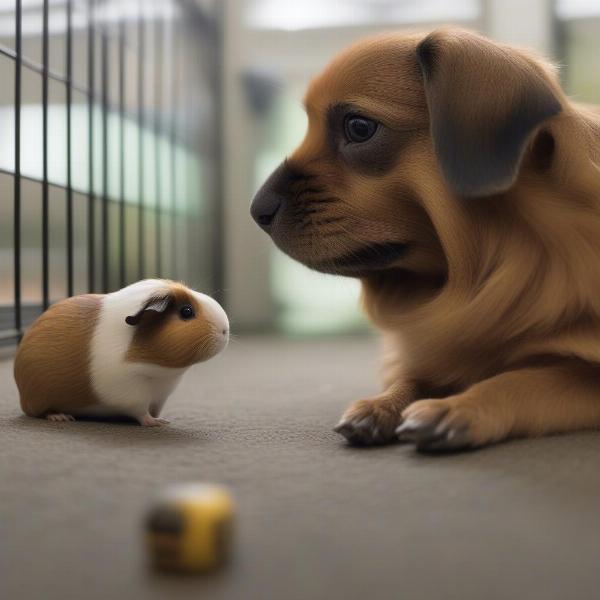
left=251, top=27, right=600, bottom=451
left=126, top=285, right=218, bottom=368
left=15, top=295, right=102, bottom=418
left=14, top=279, right=229, bottom=426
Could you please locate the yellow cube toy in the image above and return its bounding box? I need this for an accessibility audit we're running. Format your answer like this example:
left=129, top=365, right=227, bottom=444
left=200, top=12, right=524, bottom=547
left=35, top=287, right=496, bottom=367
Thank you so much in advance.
left=145, top=483, right=234, bottom=572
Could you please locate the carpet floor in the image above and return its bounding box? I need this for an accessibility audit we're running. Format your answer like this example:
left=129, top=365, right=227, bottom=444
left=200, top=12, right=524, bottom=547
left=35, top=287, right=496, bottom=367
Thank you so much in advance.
left=1, top=335, right=600, bottom=600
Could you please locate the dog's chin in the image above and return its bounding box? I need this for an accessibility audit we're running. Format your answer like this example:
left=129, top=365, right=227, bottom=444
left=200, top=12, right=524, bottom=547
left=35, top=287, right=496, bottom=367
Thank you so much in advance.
left=274, top=239, right=410, bottom=278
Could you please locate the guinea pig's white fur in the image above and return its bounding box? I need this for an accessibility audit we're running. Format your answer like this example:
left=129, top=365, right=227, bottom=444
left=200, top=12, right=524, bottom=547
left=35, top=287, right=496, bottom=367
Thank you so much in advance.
left=14, top=279, right=229, bottom=427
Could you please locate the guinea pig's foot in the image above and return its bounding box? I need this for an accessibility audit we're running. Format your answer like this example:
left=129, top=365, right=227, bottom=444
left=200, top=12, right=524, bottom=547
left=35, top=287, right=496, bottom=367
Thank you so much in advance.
left=139, top=414, right=170, bottom=427
left=46, top=413, right=75, bottom=422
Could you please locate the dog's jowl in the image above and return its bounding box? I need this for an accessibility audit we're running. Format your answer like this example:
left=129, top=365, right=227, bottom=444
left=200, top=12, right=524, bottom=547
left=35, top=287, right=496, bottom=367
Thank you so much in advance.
left=251, top=27, right=600, bottom=452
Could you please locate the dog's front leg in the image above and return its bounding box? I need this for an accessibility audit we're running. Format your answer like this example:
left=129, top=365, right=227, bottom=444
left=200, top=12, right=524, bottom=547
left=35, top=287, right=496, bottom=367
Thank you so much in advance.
left=396, top=362, right=600, bottom=452
left=334, top=380, right=417, bottom=445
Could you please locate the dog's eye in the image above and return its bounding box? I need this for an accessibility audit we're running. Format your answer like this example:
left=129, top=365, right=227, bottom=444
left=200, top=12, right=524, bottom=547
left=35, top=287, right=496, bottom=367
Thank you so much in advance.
left=179, top=305, right=195, bottom=320
left=344, top=115, right=378, bottom=143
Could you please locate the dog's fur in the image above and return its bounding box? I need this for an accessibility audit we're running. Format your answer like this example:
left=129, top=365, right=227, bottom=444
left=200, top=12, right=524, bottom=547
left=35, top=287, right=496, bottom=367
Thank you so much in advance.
left=250, top=28, right=600, bottom=451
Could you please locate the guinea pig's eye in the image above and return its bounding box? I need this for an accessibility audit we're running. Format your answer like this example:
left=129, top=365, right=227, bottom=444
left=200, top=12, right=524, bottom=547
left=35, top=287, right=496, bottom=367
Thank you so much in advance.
left=344, top=115, right=378, bottom=143
left=179, top=305, right=195, bottom=320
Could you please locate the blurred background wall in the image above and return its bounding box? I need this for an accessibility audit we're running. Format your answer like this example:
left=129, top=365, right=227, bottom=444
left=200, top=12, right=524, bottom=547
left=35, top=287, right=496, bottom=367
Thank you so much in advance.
left=1, top=0, right=599, bottom=348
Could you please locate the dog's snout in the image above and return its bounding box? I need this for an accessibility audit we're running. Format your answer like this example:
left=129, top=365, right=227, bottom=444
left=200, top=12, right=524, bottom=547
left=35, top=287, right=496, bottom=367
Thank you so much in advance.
left=251, top=160, right=315, bottom=233
left=251, top=161, right=298, bottom=233
left=251, top=191, right=282, bottom=232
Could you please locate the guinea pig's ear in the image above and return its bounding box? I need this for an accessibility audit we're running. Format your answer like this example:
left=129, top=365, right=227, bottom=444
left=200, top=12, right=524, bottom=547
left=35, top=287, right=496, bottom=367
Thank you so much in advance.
left=416, top=28, right=562, bottom=198
left=125, top=291, right=173, bottom=326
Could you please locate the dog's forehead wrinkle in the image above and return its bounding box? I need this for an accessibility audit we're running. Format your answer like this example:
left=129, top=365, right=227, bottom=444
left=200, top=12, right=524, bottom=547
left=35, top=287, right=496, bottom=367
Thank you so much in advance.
left=305, top=35, right=424, bottom=111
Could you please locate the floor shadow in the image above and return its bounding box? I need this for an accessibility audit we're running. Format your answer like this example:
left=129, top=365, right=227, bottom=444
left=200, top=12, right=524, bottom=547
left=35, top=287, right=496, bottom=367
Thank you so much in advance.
left=7, top=414, right=212, bottom=448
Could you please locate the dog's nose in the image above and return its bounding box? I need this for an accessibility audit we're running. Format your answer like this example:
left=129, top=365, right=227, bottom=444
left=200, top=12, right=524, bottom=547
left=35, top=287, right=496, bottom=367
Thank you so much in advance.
left=251, top=191, right=282, bottom=232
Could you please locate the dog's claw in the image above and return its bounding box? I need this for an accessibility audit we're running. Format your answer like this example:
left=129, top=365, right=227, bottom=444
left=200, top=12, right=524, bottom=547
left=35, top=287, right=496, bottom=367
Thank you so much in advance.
left=333, top=420, right=352, bottom=436
left=334, top=400, right=401, bottom=446
left=396, top=401, right=474, bottom=452
left=333, top=420, right=348, bottom=433
left=334, top=417, right=382, bottom=446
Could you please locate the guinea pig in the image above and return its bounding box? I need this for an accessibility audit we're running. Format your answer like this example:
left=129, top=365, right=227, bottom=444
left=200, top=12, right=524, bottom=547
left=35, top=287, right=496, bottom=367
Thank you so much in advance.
left=13, top=279, right=229, bottom=426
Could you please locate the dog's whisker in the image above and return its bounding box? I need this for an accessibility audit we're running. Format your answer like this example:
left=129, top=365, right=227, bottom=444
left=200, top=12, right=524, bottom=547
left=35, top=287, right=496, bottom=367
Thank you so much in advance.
left=301, top=195, right=342, bottom=206
left=294, top=186, right=326, bottom=199
left=287, top=171, right=317, bottom=183
left=313, top=216, right=345, bottom=226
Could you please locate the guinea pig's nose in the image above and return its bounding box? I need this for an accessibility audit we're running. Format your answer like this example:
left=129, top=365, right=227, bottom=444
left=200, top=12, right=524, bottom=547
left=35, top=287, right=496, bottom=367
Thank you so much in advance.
left=250, top=191, right=282, bottom=232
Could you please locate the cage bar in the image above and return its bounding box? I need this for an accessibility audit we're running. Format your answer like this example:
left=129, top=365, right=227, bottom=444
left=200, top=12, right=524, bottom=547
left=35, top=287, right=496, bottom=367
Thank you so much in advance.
left=101, top=31, right=109, bottom=293
left=87, top=0, right=95, bottom=292
left=118, top=20, right=126, bottom=288
left=137, top=5, right=145, bottom=279
left=170, top=16, right=178, bottom=278
left=13, top=0, right=23, bottom=338
left=66, top=0, right=74, bottom=297
left=154, top=14, right=163, bottom=278
left=42, top=0, right=49, bottom=309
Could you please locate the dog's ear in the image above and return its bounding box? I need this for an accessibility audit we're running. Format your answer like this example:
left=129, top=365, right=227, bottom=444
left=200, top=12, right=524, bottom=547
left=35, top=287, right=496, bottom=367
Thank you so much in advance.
left=417, top=29, right=562, bottom=198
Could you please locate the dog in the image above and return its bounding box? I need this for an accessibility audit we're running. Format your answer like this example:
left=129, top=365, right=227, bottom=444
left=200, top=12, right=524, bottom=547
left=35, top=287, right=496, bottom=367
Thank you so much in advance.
left=250, top=27, right=600, bottom=452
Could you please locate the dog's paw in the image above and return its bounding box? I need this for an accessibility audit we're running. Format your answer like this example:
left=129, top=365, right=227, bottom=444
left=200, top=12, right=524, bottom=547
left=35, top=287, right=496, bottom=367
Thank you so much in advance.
left=334, top=398, right=402, bottom=446
left=396, top=399, right=482, bottom=452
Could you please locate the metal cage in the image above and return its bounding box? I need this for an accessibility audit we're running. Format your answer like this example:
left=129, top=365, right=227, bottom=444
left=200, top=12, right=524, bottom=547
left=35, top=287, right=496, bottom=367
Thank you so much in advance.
left=0, top=0, right=223, bottom=348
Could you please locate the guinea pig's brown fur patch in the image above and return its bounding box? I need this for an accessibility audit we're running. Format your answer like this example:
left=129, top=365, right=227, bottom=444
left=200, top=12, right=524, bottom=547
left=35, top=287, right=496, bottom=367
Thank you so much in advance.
left=14, top=295, right=102, bottom=417
left=126, top=284, right=218, bottom=368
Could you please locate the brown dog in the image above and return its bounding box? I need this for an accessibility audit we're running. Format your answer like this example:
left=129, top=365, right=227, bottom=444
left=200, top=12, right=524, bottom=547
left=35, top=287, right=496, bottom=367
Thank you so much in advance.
left=250, top=27, right=600, bottom=451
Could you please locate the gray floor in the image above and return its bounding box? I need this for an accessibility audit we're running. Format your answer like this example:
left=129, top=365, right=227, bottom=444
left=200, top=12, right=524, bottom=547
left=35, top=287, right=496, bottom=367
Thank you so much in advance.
left=1, top=335, right=600, bottom=600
